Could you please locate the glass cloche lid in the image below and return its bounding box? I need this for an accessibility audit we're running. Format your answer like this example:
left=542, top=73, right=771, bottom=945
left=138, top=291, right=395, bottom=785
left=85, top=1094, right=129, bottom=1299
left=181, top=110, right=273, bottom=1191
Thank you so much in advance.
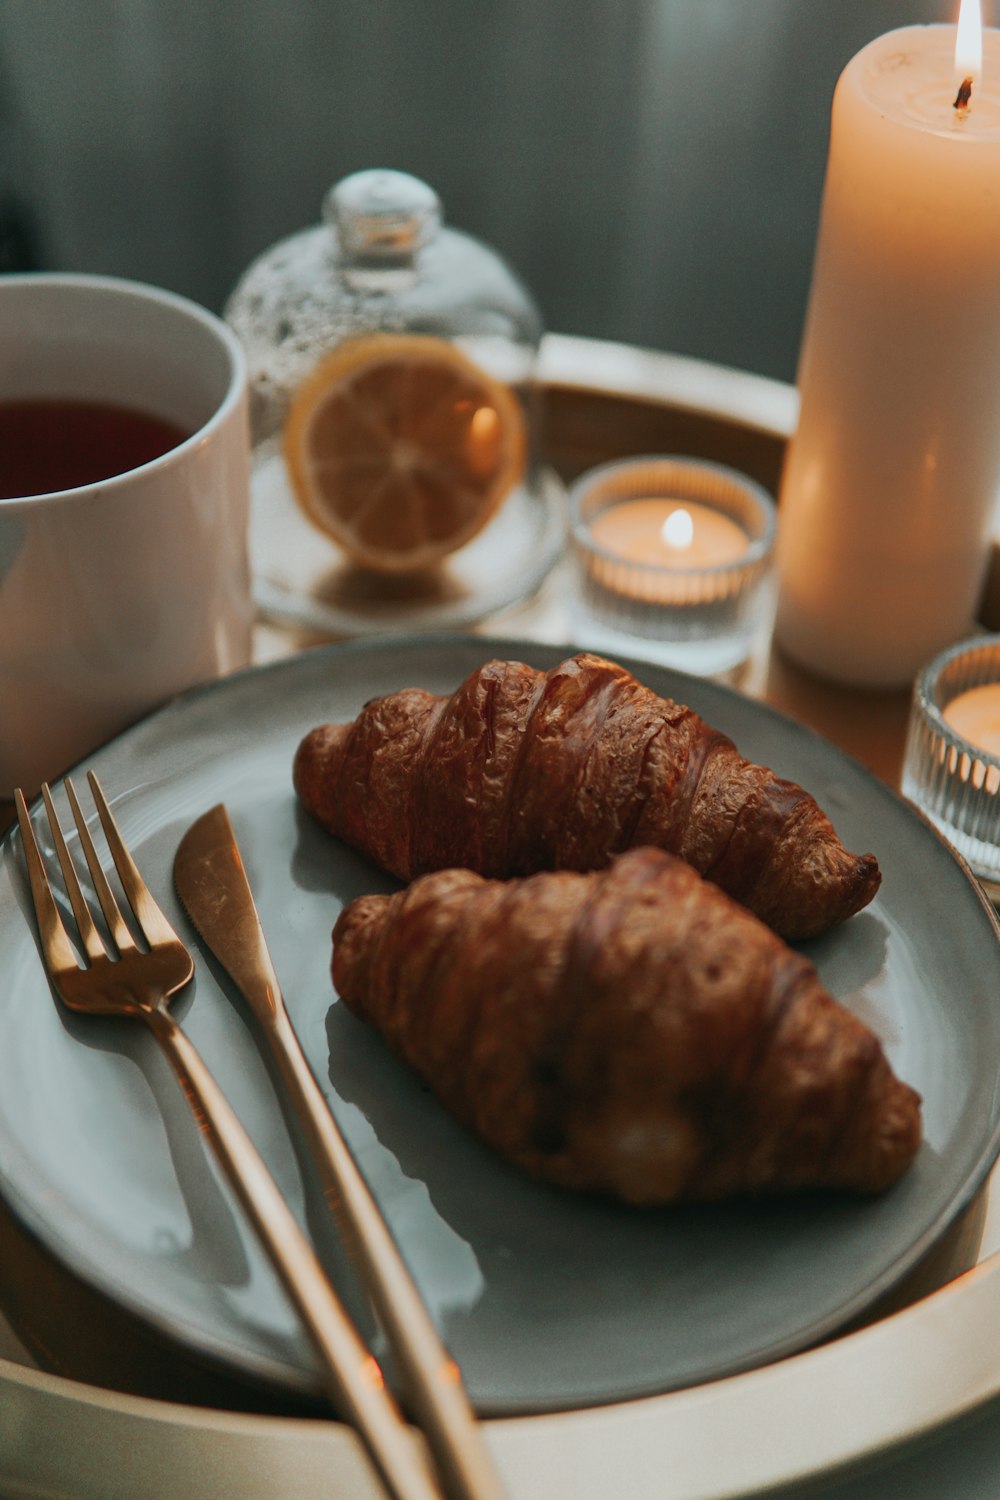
left=226, top=168, right=543, bottom=446
left=225, top=168, right=563, bottom=634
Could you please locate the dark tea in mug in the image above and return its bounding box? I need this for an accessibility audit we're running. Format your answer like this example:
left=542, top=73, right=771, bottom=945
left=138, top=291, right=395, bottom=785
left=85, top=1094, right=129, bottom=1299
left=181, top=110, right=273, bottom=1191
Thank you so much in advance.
left=0, top=397, right=189, bottom=498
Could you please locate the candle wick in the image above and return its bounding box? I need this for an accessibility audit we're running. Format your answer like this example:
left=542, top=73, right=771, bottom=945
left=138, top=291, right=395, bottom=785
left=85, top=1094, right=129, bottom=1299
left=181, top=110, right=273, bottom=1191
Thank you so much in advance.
left=954, top=75, right=974, bottom=111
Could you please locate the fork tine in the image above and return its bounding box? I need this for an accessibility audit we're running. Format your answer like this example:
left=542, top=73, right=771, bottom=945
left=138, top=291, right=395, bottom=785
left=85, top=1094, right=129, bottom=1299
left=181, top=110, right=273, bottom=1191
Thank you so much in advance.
left=14, top=789, right=81, bottom=975
left=65, top=777, right=137, bottom=956
left=88, top=771, right=182, bottom=948
left=40, top=782, right=106, bottom=965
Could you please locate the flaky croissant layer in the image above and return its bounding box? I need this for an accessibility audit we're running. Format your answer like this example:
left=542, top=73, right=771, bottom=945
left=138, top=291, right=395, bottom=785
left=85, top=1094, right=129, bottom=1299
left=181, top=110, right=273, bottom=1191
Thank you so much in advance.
left=295, top=652, right=880, bottom=941
left=332, top=848, right=921, bottom=1204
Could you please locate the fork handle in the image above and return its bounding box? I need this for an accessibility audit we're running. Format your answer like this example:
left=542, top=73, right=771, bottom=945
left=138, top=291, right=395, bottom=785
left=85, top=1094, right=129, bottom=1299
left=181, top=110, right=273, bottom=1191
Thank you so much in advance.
left=267, top=1005, right=510, bottom=1500
left=145, top=1005, right=445, bottom=1500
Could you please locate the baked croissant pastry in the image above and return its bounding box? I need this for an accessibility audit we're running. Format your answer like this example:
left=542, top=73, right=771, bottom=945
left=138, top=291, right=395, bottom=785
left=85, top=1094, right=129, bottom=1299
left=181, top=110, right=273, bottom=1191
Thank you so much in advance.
left=332, top=848, right=921, bottom=1203
left=296, top=652, right=879, bottom=940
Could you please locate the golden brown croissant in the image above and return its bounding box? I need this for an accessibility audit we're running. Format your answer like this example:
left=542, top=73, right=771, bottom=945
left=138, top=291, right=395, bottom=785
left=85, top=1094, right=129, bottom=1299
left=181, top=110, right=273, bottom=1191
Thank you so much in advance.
left=296, top=652, right=879, bottom=940
left=332, top=848, right=921, bottom=1203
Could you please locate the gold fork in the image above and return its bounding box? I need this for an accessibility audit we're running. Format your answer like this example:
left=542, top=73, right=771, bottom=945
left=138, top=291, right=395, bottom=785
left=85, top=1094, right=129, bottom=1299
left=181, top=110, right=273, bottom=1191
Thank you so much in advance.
left=14, top=771, right=447, bottom=1500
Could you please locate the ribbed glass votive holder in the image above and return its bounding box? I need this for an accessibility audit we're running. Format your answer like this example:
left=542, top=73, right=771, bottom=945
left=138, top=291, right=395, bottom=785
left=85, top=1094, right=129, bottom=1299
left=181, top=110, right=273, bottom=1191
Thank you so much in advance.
left=902, top=635, right=1000, bottom=888
left=568, top=456, right=777, bottom=676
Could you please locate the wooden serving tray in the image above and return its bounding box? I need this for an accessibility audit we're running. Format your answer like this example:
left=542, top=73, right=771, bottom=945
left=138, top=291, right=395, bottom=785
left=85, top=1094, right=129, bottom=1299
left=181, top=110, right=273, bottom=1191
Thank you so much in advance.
left=1, top=333, right=994, bottom=1412
left=3, top=338, right=1000, bottom=1500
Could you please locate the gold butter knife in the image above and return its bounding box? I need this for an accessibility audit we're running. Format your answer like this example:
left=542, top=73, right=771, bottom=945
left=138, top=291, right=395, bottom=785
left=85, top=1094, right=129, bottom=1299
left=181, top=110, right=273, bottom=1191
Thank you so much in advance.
left=173, top=805, right=508, bottom=1500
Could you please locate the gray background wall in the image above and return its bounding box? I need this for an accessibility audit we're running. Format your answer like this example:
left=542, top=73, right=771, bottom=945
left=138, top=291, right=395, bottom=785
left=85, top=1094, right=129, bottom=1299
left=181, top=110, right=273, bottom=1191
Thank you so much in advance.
left=0, top=0, right=952, bottom=383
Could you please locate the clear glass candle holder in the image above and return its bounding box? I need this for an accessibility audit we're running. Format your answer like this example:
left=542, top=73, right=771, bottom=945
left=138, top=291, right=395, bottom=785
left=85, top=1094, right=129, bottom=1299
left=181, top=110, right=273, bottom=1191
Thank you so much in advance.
left=902, top=634, right=1000, bottom=890
left=568, top=456, right=777, bottom=677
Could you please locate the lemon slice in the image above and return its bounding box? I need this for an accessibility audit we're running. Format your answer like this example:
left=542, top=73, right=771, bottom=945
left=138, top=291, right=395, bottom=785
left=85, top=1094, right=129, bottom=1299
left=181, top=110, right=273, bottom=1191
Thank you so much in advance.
left=283, top=333, right=526, bottom=573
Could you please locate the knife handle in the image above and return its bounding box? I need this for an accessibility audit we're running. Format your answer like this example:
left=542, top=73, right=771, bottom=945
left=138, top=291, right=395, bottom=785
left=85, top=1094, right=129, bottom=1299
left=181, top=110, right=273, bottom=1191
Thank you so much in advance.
left=268, top=1006, right=511, bottom=1500
left=146, top=1004, right=444, bottom=1500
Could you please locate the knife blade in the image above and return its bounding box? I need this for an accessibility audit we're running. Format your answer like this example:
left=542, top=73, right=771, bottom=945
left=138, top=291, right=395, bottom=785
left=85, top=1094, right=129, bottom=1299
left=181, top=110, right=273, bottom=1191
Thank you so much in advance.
left=173, top=804, right=508, bottom=1500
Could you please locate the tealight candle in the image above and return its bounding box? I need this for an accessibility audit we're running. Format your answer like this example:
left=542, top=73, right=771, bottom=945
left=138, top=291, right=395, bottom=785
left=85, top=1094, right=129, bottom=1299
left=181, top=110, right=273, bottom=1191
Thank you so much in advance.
left=568, top=456, right=776, bottom=676
left=903, top=635, right=1000, bottom=887
left=589, top=499, right=749, bottom=570
left=942, top=683, right=1000, bottom=757
left=775, top=5, right=1000, bottom=688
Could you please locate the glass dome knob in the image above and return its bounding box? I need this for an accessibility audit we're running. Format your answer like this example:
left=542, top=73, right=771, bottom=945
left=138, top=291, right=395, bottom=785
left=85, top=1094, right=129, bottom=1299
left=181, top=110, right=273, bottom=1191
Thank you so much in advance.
left=325, top=169, right=442, bottom=260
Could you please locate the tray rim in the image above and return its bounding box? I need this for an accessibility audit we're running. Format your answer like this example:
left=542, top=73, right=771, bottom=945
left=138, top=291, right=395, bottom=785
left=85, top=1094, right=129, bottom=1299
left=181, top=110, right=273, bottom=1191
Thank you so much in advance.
left=4, top=1240, right=1000, bottom=1500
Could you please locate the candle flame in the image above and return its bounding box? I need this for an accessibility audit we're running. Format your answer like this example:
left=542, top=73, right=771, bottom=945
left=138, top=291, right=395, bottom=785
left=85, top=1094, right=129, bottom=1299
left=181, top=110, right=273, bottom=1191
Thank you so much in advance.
left=955, top=0, right=983, bottom=84
left=661, top=507, right=694, bottom=550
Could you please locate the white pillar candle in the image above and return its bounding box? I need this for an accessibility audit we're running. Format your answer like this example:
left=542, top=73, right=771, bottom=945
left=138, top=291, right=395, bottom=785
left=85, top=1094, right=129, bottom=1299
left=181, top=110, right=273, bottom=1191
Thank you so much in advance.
left=774, top=16, right=1000, bottom=688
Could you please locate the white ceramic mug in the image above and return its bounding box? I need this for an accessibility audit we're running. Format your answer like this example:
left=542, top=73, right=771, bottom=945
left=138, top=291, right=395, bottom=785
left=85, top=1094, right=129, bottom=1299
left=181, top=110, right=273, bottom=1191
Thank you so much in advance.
left=0, top=273, right=253, bottom=795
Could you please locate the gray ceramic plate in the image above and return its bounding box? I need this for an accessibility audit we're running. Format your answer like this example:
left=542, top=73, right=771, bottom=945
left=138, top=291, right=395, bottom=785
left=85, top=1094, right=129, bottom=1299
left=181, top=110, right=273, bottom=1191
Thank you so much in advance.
left=1, top=636, right=999, bottom=1416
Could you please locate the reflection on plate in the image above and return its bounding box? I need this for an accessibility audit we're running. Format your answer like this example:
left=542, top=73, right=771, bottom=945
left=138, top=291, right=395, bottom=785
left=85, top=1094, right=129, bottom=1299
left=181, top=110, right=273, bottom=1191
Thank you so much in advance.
left=1, top=636, right=999, bottom=1417
left=251, top=441, right=566, bottom=635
